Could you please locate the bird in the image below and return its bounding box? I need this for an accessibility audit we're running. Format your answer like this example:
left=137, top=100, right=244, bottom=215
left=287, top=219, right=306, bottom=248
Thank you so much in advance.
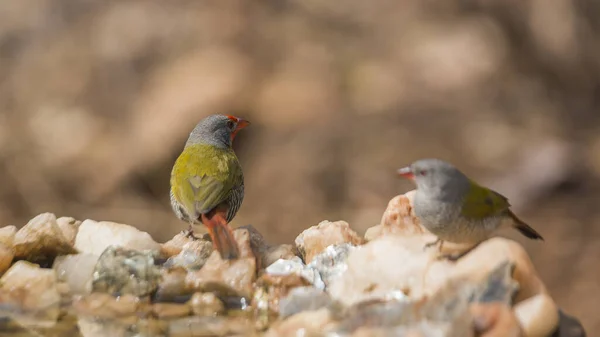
left=170, top=114, right=250, bottom=260
left=397, top=158, right=543, bottom=254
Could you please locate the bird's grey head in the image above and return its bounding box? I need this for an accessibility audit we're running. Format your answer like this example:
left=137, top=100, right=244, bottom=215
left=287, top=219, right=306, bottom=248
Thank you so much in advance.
left=398, top=158, right=469, bottom=199
left=186, top=114, right=250, bottom=149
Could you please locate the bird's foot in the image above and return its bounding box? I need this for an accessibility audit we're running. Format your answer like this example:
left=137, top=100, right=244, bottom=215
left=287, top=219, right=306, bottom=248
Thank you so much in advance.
left=183, top=228, right=201, bottom=240
left=424, top=239, right=441, bottom=251
left=437, top=242, right=481, bottom=262
left=437, top=252, right=463, bottom=262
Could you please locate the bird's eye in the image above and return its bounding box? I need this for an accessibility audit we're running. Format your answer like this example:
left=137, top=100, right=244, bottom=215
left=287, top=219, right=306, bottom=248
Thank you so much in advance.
left=419, top=170, right=427, bottom=176
left=226, top=120, right=235, bottom=129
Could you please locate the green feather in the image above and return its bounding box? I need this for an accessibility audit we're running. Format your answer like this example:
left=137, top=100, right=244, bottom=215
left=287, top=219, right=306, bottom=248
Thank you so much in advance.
left=170, top=143, right=243, bottom=218
left=460, top=180, right=511, bottom=219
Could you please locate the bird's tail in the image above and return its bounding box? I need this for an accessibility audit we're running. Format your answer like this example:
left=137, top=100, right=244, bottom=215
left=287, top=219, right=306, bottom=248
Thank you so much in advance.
left=507, top=210, right=544, bottom=241
left=202, top=213, right=240, bottom=260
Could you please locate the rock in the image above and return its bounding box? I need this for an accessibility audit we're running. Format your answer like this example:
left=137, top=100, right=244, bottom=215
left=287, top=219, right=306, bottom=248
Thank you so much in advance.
left=0, top=225, right=17, bottom=246
left=188, top=292, right=225, bottom=316
left=308, top=243, right=357, bottom=289
left=167, top=316, right=256, bottom=337
left=262, top=244, right=297, bottom=270
left=74, top=219, right=161, bottom=256
left=330, top=225, right=560, bottom=336
left=163, top=238, right=213, bottom=271
left=554, top=310, right=586, bottom=337
left=364, top=191, right=425, bottom=241
left=469, top=261, right=519, bottom=304
left=237, top=225, right=270, bottom=269
left=185, top=228, right=257, bottom=298
left=13, top=213, right=76, bottom=266
left=161, top=232, right=196, bottom=257
left=265, top=308, right=333, bottom=337
left=0, top=243, right=13, bottom=276
left=255, top=272, right=312, bottom=314
left=333, top=288, right=473, bottom=336
left=76, top=318, right=131, bottom=337
left=471, top=303, right=523, bottom=337
left=0, top=261, right=61, bottom=327
left=242, top=227, right=294, bottom=266
left=152, top=303, right=191, bottom=319
left=235, top=225, right=296, bottom=271
left=92, top=246, right=161, bottom=297
left=0, top=226, right=16, bottom=276
left=154, top=266, right=192, bottom=302
left=56, top=216, right=82, bottom=246
left=265, top=256, right=325, bottom=290
left=73, top=293, right=145, bottom=325
left=252, top=286, right=272, bottom=330
left=329, top=232, right=548, bottom=310
left=53, top=253, right=99, bottom=295
left=279, top=286, right=332, bottom=319
left=514, top=293, right=560, bottom=337
left=295, top=220, right=364, bottom=264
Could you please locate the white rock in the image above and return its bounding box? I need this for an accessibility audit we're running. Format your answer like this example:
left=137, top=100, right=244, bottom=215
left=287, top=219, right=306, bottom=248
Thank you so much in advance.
left=56, top=217, right=82, bottom=246
left=514, top=294, right=560, bottom=337
left=0, top=225, right=17, bottom=247
left=0, top=261, right=61, bottom=327
left=266, top=257, right=325, bottom=290
left=328, top=234, right=559, bottom=337
left=74, top=219, right=161, bottom=256
left=328, top=236, right=428, bottom=306
left=53, top=253, right=99, bottom=295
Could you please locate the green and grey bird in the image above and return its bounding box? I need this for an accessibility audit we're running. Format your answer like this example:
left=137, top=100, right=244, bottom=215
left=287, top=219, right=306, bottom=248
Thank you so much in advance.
left=170, top=114, right=250, bottom=260
left=397, top=158, right=543, bottom=249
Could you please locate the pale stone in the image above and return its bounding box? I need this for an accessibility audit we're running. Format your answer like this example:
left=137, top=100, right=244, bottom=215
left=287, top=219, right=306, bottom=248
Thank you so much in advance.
left=152, top=303, right=191, bottom=319
left=0, top=261, right=60, bottom=327
left=295, top=220, right=364, bottom=264
left=161, top=232, right=196, bottom=257
left=329, top=235, right=552, bottom=309
left=188, top=292, right=225, bottom=316
left=154, top=267, right=190, bottom=302
left=0, top=244, right=13, bottom=276
left=471, top=303, right=522, bottom=337
left=56, top=216, right=82, bottom=246
left=74, top=219, right=160, bottom=256
left=265, top=308, right=333, bottom=337
left=514, top=294, right=559, bottom=337
left=185, top=228, right=256, bottom=298
left=0, top=225, right=17, bottom=247
left=53, top=253, right=99, bottom=295
left=13, top=213, right=76, bottom=264
left=365, top=191, right=426, bottom=241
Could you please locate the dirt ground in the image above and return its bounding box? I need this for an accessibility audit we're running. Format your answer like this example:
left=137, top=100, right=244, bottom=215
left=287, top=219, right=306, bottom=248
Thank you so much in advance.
left=1, top=0, right=599, bottom=333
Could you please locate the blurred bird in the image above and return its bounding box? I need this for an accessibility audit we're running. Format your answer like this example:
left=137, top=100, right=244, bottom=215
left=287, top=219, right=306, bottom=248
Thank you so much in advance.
left=170, top=114, right=250, bottom=260
left=397, top=158, right=543, bottom=252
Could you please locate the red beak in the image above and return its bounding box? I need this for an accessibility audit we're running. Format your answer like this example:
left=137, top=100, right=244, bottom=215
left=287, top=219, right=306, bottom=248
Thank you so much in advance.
left=226, top=115, right=250, bottom=141
left=397, top=166, right=415, bottom=180
left=235, top=118, right=250, bottom=130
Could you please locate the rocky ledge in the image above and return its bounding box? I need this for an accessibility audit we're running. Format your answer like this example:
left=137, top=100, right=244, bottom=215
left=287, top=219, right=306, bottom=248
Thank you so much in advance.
left=0, top=191, right=586, bottom=337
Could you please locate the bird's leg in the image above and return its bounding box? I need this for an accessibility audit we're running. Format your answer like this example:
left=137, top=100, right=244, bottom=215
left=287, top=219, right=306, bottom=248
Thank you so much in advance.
left=184, top=223, right=200, bottom=240
left=424, top=238, right=441, bottom=251
left=442, top=242, right=482, bottom=262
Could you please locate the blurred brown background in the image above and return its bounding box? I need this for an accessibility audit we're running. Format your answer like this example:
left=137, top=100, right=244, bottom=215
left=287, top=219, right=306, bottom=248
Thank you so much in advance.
left=1, top=0, right=599, bottom=332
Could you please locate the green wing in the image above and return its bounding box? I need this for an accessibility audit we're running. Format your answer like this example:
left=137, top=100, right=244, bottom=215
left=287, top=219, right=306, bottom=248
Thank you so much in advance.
left=460, top=180, right=511, bottom=220
left=171, top=144, right=242, bottom=217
